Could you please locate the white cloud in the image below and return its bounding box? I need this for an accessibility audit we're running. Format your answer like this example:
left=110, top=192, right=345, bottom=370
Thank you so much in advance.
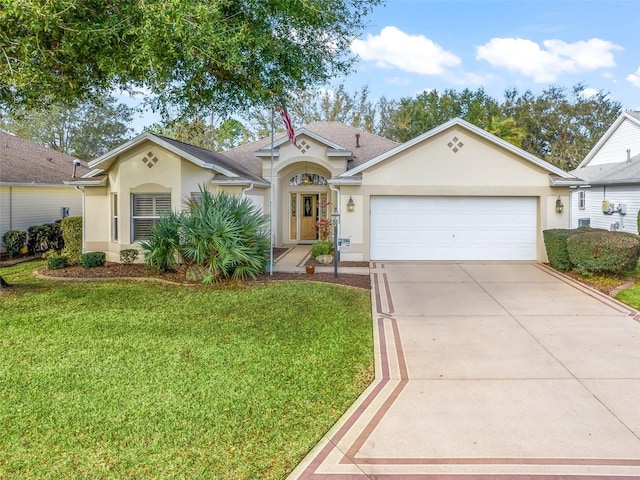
left=351, top=26, right=461, bottom=76
left=476, top=37, right=622, bottom=83
left=627, top=67, right=640, bottom=87
left=578, top=87, right=601, bottom=99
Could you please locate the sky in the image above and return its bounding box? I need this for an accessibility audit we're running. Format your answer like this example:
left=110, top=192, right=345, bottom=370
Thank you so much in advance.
left=126, top=0, right=640, bottom=132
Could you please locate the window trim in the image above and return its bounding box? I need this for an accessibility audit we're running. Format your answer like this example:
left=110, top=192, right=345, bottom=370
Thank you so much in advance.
left=578, top=190, right=586, bottom=210
left=130, top=193, right=172, bottom=242
left=112, top=193, right=118, bottom=241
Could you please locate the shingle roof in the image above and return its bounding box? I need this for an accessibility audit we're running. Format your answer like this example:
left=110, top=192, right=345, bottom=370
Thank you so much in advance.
left=153, top=134, right=267, bottom=184
left=0, top=130, right=89, bottom=184
left=571, top=153, right=640, bottom=185
left=222, top=122, right=400, bottom=176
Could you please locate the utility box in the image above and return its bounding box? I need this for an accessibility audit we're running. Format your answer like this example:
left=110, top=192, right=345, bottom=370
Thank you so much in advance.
left=61, top=206, right=70, bottom=218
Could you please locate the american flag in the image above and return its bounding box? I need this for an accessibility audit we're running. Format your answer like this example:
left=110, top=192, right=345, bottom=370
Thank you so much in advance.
left=277, top=104, right=297, bottom=146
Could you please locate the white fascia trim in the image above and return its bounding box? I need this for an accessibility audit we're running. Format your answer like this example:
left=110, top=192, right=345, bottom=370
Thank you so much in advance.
left=341, top=117, right=574, bottom=179
left=63, top=177, right=107, bottom=186
left=328, top=177, right=362, bottom=185
left=88, top=132, right=239, bottom=178
left=0, top=182, right=79, bottom=188
left=210, top=178, right=269, bottom=186
left=327, top=149, right=353, bottom=157
left=549, top=177, right=588, bottom=187
left=255, top=149, right=281, bottom=158
left=577, top=112, right=640, bottom=168
left=82, top=168, right=104, bottom=178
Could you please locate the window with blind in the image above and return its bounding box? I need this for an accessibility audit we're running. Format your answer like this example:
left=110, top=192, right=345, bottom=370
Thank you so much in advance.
left=131, top=193, right=172, bottom=241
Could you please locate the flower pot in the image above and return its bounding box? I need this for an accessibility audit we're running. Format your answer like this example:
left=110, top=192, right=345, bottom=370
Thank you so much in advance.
left=305, top=265, right=315, bottom=275
left=316, top=254, right=333, bottom=264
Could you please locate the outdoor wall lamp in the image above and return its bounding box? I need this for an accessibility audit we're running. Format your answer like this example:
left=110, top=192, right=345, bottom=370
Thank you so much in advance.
left=347, top=196, right=355, bottom=212
left=556, top=196, right=564, bottom=214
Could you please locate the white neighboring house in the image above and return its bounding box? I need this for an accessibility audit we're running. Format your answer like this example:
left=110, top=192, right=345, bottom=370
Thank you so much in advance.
left=0, top=130, right=89, bottom=251
left=570, top=111, right=640, bottom=233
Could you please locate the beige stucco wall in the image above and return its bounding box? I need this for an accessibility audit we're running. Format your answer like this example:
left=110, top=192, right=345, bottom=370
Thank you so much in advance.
left=339, top=126, right=570, bottom=262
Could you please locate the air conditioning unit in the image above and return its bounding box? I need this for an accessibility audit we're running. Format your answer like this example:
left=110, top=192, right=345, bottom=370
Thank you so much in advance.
left=578, top=218, right=590, bottom=227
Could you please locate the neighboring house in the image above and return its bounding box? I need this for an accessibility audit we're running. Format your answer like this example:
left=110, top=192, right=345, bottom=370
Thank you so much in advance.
left=0, top=130, right=89, bottom=250
left=569, top=111, right=640, bottom=233
left=71, top=118, right=577, bottom=263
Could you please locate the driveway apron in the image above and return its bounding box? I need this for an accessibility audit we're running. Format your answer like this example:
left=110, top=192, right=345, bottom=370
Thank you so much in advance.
left=288, top=262, right=640, bottom=479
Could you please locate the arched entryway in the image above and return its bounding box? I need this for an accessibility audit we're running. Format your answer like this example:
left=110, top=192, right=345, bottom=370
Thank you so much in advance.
left=285, top=171, right=332, bottom=243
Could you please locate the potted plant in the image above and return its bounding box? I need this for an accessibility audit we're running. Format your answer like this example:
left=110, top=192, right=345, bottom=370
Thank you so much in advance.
left=311, top=241, right=333, bottom=264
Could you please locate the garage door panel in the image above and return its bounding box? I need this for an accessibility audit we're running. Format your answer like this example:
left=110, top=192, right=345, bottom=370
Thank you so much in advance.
left=370, top=197, right=537, bottom=261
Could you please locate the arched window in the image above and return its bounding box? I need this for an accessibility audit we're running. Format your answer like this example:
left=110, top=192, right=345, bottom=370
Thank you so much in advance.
left=289, top=173, right=328, bottom=186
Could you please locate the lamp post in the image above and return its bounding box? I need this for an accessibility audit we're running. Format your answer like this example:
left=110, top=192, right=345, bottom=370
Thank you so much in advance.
left=331, top=207, right=340, bottom=279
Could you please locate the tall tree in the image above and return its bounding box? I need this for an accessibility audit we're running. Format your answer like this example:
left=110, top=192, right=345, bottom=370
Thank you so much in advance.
left=244, top=84, right=398, bottom=138
left=148, top=117, right=252, bottom=151
left=0, top=0, right=383, bottom=115
left=3, top=97, right=133, bottom=160
left=383, top=88, right=501, bottom=142
left=503, top=84, right=622, bottom=170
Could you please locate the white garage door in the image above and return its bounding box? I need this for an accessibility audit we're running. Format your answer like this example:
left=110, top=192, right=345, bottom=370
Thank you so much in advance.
left=370, top=196, right=537, bottom=261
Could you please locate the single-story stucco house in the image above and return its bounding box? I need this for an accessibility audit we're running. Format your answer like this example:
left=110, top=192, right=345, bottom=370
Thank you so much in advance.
left=0, top=130, right=89, bottom=250
left=70, top=117, right=578, bottom=263
left=569, top=111, right=640, bottom=234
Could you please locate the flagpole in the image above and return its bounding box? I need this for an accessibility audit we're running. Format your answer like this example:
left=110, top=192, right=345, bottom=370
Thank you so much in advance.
left=269, top=105, right=275, bottom=276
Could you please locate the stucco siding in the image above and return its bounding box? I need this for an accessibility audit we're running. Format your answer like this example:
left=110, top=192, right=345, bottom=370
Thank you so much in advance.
left=362, top=127, right=550, bottom=188
left=0, top=186, right=82, bottom=249
left=586, top=186, right=640, bottom=233
left=589, top=118, right=640, bottom=166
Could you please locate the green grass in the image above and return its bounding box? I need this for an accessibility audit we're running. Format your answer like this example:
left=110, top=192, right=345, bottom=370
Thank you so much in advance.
left=0, top=262, right=373, bottom=479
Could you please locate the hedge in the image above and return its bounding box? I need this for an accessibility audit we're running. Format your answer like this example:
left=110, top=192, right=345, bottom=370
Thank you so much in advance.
left=60, top=216, right=83, bottom=265
left=311, top=241, right=332, bottom=258
left=27, top=222, right=64, bottom=254
left=542, top=228, right=592, bottom=271
left=566, top=230, right=640, bottom=274
left=80, top=252, right=106, bottom=268
left=2, top=230, right=27, bottom=258
left=47, top=255, right=68, bottom=270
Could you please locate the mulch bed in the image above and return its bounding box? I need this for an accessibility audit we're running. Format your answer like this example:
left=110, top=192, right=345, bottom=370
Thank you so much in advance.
left=37, top=262, right=371, bottom=290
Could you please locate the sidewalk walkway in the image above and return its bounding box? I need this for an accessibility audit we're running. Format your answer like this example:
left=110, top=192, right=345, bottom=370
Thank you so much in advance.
left=274, top=245, right=370, bottom=275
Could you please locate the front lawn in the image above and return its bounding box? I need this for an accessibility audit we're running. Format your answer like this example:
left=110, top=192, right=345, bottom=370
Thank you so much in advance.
left=0, top=262, right=373, bottom=479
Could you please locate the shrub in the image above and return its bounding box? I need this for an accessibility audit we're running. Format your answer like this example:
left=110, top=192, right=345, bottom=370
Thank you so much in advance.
left=567, top=230, right=640, bottom=275
left=142, top=186, right=270, bottom=282
left=60, top=216, right=83, bottom=265
left=311, top=241, right=332, bottom=258
left=543, top=227, right=592, bottom=271
left=119, top=249, right=139, bottom=264
left=2, top=230, right=27, bottom=258
left=27, top=223, right=64, bottom=254
left=47, top=255, right=68, bottom=270
left=80, top=252, right=106, bottom=268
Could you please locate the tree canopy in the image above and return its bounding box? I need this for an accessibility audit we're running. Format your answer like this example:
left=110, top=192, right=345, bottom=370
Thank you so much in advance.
left=2, top=96, right=133, bottom=160
left=0, top=0, right=382, bottom=115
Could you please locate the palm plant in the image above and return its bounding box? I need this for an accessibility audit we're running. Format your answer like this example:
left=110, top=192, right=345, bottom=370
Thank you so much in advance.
left=143, top=186, right=269, bottom=282
left=180, top=188, right=270, bottom=281
left=140, top=211, right=181, bottom=273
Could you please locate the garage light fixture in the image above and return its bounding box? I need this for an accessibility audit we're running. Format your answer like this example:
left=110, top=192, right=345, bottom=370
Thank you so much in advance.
left=347, top=196, right=355, bottom=212
left=556, top=196, right=564, bottom=214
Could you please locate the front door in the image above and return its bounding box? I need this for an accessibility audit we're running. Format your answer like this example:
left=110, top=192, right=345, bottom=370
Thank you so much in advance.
left=300, top=194, right=318, bottom=240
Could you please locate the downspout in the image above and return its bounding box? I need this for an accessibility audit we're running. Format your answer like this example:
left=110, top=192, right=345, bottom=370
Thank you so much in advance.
left=241, top=183, right=254, bottom=197
left=75, top=186, right=85, bottom=253
left=9, top=186, right=12, bottom=231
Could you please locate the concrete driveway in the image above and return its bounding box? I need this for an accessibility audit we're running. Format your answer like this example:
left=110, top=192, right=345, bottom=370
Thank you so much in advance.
left=288, top=262, right=640, bottom=479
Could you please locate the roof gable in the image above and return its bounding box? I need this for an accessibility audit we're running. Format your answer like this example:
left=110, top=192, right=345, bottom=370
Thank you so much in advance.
left=84, top=132, right=267, bottom=185
left=577, top=112, right=640, bottom=168
left=340, top=117, right=574, bottom=179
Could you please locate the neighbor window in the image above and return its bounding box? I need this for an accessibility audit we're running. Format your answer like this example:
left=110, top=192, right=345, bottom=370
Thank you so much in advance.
left=131, top=193, right=171, bottom=241
left=190, top=192, right=203, bottom=206
left=578, top=190, right=585, bottom=210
